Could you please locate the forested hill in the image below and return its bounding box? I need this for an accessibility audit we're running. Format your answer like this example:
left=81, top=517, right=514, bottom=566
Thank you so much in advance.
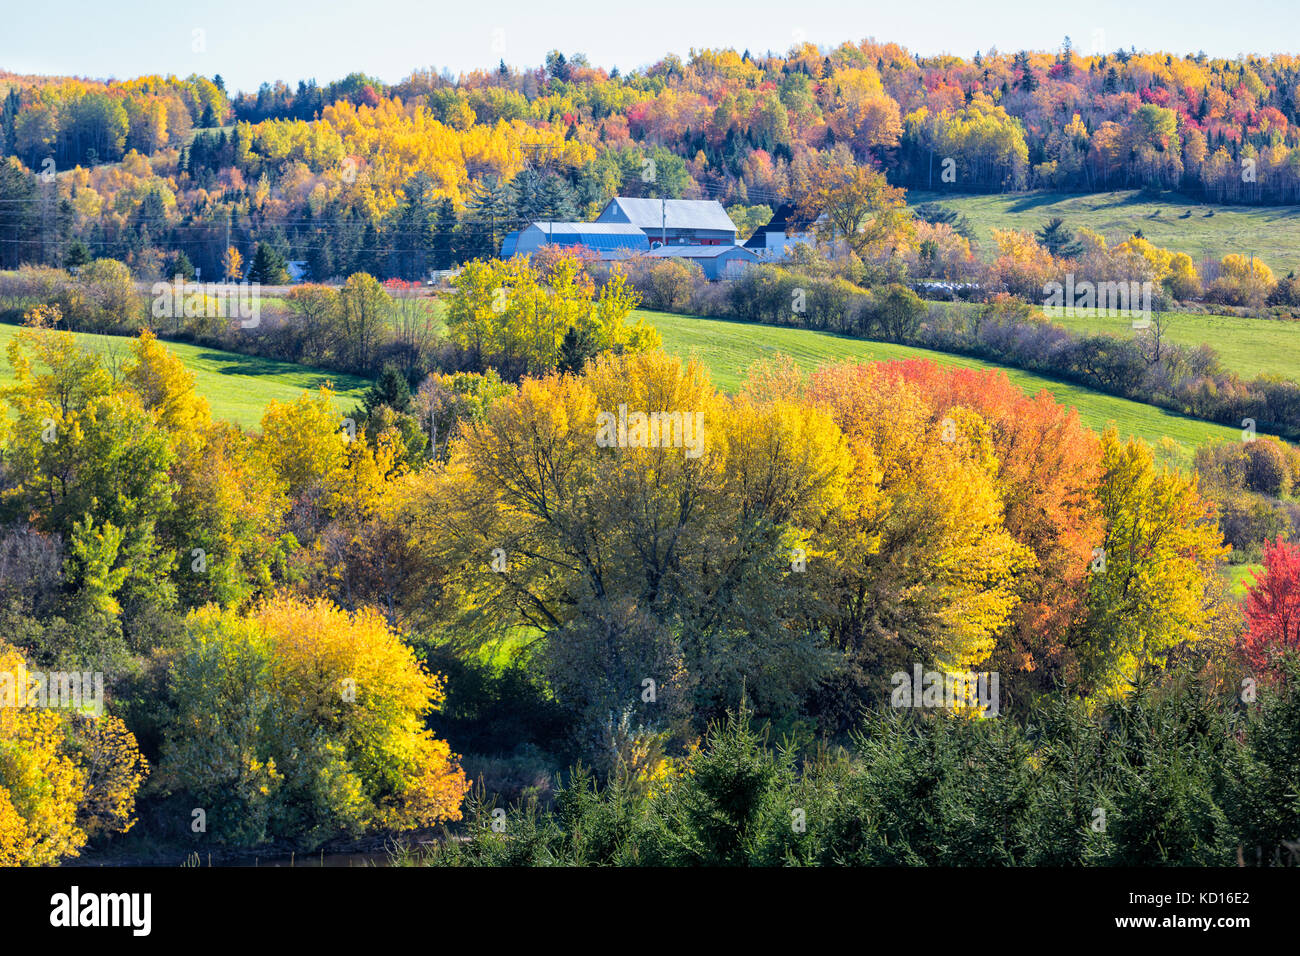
left=5, top=42, right=1300, bottom=277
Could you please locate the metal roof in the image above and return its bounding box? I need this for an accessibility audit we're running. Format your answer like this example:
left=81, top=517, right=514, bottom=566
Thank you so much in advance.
left=524, top=222, right=647, bottom=235
left=599, top=198, right=737, bottom=233
left=645, top=244, right=757, bottom=259
left=517, top=223, right=649, bottom=252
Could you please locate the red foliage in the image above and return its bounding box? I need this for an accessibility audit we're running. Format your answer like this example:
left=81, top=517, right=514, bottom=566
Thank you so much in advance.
left=1242, top=536, right=1300, bottom=674
left=870, top=360, right=1105, bottom=684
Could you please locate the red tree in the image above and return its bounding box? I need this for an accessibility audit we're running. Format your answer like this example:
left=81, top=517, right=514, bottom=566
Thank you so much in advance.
left=1242, top=535, right=1300, bottom=673
left=872, top=360, right=1105, bottom=687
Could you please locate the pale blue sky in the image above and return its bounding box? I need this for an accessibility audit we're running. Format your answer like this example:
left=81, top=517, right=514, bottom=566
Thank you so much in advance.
left=3, top=0, right=1297, bottom=94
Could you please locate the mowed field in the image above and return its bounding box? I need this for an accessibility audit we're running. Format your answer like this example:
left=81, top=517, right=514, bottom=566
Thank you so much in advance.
left=0, top=306, right=1264, bottom=466
left=1039, top=306, right=1300, bottom=381
left=907, top=189, right=1300, bottom=274
left=640, top=309, right=1254, bottom=467
left=0, top=324, right=371, bottom=428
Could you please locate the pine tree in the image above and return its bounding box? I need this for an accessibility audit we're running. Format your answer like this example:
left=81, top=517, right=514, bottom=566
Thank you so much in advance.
left=172, top=249, right=196, bottom=280
left=1037, top=217, right=1081, bottom=257
left=558, top=325, right=596, bottom=374
left=361, top=363, right=412, bottom=417
left=248, top=242, right=289, bottom=284
left=63, top=238, right=92, bottom=270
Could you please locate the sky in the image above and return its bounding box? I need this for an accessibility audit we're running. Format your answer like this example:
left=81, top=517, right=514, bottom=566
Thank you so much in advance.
left=3, top=0, right=1299, bottom=94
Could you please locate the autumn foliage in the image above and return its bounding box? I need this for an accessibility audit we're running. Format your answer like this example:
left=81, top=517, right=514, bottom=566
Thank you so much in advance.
left=160, top=595, right=468, bottom=847
left=1241, top=536, right=1300, bottom=675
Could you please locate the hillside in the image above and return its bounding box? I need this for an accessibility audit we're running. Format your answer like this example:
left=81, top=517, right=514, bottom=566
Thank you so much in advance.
left=0, top=324, right=371, bottom=428
left=641, top=308, right=1253, bottom=467
left=908, top=189, right=1300, bottom=274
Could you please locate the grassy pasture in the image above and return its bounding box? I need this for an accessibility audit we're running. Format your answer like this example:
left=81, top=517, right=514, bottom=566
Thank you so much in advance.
left=0, top=323, right=370, bottom=428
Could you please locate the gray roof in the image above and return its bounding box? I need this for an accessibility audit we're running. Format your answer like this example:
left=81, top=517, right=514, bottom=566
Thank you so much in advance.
left=599, top=198, right=737, bottom=233
left=645, top=244, right=757, bottom=259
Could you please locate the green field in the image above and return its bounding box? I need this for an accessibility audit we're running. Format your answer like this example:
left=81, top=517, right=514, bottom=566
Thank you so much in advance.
left=1040, top=306, right=1300, bottom=381
left=0, top=324, right=371, bottom=428
left=640, top=308, right=1254, bottom=467
left=1225, top=562, right=1265, bottom=599
left=908, top=189, right=1300, bottom=274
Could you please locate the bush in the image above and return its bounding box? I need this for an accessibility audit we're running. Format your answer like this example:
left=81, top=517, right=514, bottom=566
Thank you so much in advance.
left=159, top=596, right=469, bottom=847
left=0, top=640, right=148, bottom=865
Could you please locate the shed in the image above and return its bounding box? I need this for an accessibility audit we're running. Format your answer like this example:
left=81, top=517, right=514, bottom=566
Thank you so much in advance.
left=645, top=244, right=759, bottom=280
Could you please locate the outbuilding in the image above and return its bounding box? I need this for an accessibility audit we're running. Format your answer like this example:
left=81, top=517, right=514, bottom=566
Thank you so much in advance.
left=645, top=243, right=759, bottom=280
left=502, top=221, right=650, bottom=259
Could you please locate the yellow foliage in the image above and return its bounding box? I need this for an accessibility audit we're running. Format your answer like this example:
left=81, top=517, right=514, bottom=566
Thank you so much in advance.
left=0, top=642, right=147, bottom=865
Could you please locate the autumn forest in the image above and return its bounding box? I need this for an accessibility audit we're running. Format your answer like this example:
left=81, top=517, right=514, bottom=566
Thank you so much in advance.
left=1, top=19, right=1299, bottom=890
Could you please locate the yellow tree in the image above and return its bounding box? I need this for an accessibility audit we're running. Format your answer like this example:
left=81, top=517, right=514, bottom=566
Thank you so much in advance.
left=796, top=165, right=913, bottom=260
left=806, top=362, right=1033, bottom=687
left=222, top=246, right=243, bottom=282
left=397, top=349, right=850, bottom=720
left=161, top=597, right=468, bottom=845
left=1081, top=430, right=1230, bottom=698
left=0, top=641, right=147, bottom=865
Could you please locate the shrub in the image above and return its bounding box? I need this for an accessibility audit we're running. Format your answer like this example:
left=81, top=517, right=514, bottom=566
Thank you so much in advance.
left=159, top=595, right=469, bottom=847
left=0, top=641, right=147, bottom=865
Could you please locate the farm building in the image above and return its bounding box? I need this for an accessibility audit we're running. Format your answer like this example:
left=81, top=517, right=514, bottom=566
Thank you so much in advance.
left=743, top=204, right=817, bottom=260
left=502, top=222, right=650, bottom=259
left=646, top=243, right=759, bottom=279
left=596, top=197, right=738, bottom=246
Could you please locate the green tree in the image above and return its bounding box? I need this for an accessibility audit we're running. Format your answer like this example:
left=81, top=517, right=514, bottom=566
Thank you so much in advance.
left=248, top=242, right=289, bottom=284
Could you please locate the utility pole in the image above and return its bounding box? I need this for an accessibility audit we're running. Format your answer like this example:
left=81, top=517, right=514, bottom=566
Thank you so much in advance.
left=661, top=196, right=667, bottom=247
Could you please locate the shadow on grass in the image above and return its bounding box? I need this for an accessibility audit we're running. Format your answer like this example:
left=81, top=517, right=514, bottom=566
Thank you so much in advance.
left=195, top=351, right=368, bottom=391
left=1004, top=192, right=1075, bottom=214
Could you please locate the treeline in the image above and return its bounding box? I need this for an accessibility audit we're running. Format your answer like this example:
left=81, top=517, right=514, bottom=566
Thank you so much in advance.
left=13, top=40, right=1300, bottom=213
left=610, top=253, right=1300, bottom=442
left=0, top=263, right=447, bottom=380
left=423, top=668, right=1300, bottom=867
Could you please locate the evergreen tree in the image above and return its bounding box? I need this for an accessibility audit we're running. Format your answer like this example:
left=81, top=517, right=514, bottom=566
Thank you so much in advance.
left=248, top=241, right=290, bottom=284
left=465, top=175, right=512, bottom=257
left=1037, top=217, right=1081, bottom=258
left=172, top=249, right=196, bottom=281
left=432, top=198, right=458, bottom=269
left=361, top=363, right=412, bottom=418
left=396, top=171, right=436, bottom=279
left=63, top=238, right=92, bottom=270
left=0, top=157, right=39, bottom=268
left=558, top=325, right=596, bottom=375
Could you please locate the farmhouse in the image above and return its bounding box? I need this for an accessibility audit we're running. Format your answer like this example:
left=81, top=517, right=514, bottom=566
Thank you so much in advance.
left=743, top=203, right=816, bottom=260
left=646, top=243, right=759, bottom=279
